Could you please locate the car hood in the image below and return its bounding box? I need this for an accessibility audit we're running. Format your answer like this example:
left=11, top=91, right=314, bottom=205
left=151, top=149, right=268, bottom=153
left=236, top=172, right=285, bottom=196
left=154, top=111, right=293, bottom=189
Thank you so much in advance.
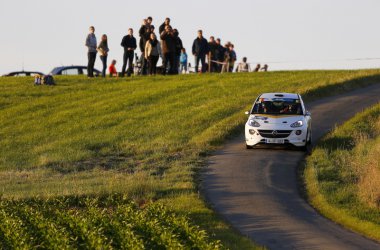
left=248, top=114, right=305, bottom=127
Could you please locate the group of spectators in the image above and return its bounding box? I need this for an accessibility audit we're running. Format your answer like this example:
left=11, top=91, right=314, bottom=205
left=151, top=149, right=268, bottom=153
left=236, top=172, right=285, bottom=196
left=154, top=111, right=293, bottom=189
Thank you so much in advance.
left=120, top=17, right=185, bottom=76
left=85, top=16, right=267, bottom=78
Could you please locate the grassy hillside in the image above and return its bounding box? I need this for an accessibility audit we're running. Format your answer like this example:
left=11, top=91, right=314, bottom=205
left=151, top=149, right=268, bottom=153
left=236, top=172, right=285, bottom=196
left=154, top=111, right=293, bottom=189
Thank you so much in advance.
left=305, top=103, right=380, bottom=241
left=1, top=70, right=380, bottom=248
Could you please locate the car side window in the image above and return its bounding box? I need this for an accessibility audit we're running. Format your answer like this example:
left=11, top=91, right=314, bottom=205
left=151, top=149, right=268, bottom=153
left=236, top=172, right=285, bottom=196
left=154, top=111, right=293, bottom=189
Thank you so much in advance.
left=61, top=68, right=79, bottom=75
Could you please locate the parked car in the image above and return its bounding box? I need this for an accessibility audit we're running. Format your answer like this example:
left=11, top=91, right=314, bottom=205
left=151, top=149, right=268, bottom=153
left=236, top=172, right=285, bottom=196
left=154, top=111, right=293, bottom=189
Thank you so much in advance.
left=2, top=71, right=44, bottom=77
left=50, top=66, right=100, bottom=76
left=245, top=93, right=312, bottom=150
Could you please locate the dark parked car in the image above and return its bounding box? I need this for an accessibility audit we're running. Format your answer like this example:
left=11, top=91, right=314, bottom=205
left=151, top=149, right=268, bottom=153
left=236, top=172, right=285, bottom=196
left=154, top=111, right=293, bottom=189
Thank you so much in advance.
left=2, top=71, right=44, bottom=77
left=50, top=66, right=100, bottom=76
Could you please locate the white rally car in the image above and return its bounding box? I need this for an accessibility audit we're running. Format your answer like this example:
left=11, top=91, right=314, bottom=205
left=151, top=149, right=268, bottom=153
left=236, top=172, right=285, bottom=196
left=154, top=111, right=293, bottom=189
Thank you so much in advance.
left=245, top=93, right=312, bottom=150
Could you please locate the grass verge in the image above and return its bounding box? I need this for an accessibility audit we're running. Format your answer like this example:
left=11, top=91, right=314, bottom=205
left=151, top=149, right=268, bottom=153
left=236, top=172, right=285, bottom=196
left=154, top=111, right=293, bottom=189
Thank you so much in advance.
left=304, top=103, right=380, bottom=241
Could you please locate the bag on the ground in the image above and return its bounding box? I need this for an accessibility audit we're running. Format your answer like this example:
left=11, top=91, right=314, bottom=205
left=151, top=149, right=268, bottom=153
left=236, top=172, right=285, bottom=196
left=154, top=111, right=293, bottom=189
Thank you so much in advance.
left=42, top=75, right=55, bottom=85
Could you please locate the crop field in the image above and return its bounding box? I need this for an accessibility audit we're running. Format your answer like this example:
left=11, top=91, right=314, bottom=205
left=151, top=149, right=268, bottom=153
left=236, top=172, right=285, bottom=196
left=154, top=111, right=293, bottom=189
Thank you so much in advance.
left=305, top=102, right=380, bottom=241
left=1, top=70, right=380, bottom=248
left=0, top=195, right=222, bottom=249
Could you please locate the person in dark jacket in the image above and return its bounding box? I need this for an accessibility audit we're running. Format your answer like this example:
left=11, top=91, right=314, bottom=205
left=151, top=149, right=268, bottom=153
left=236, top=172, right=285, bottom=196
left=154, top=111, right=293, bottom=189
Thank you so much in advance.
left=261, top=64, right=269, bottom=72
left=173, top=29, right=183, bottom=74
left=192, top=30, right=209, bottom=73
left=159, top=17, right=171, bottom=35
left=215, top=38, right=225, bottom=72
left=160, top=25, right=176, bottom=75
left=221, top=42, right=231, bottom=73
left=208, top=36, right=218, bottom=73
left=254, top=64, right=261, bottom=72
left=147, top=16, right=153, bottom=25
left=139, top=19, right=152, bottom=75
left=121, top=28, right=137, bottom=77
left=229, top=44, right=237, bottom=72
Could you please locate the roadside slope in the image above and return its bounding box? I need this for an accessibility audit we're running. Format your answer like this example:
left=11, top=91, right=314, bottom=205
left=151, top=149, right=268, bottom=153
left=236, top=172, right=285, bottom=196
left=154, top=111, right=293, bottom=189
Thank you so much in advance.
left=305, top=103, right=380, bottom=241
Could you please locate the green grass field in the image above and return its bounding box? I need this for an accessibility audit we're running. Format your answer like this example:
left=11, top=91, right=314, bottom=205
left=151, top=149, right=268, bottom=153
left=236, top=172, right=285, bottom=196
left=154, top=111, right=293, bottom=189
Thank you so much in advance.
left=1, top=70, right=380, bottom=248
left=304, top=103, right=380, bottom=241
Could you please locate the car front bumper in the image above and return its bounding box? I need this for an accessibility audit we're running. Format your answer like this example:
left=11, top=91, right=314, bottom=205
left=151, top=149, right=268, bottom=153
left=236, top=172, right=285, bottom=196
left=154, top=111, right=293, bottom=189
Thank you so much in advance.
left=245, top=127, right=308, bottom=147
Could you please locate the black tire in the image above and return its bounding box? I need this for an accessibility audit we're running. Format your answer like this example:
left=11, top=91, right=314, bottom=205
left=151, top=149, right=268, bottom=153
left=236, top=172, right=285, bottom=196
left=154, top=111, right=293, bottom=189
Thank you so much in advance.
left=246, top=144, right=253, bottom=149
left=301, top=130, right=312, bottom=152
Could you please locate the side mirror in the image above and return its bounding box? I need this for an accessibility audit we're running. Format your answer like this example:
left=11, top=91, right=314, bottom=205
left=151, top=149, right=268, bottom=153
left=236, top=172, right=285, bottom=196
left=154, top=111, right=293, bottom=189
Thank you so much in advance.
left=245, top=111, right=250, bottom=115
left=305, top=111, right=311, bottom=116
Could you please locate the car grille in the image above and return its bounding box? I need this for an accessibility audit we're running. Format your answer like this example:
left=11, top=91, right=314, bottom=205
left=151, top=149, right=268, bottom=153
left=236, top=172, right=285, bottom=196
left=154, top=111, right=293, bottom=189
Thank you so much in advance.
left=258, top=130, right=292, bottom=138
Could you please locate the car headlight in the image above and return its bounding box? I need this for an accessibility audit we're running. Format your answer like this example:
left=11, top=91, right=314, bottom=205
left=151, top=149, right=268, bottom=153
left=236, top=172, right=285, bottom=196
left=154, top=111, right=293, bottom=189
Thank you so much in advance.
left=248, top=119, right=260, bottom=127
left=290, top=120, right=303, bottom=128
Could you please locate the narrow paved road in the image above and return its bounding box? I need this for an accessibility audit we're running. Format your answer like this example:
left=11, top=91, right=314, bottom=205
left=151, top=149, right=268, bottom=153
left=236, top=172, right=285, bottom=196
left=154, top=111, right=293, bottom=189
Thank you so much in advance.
left=202, top=84, right=380, bottom=250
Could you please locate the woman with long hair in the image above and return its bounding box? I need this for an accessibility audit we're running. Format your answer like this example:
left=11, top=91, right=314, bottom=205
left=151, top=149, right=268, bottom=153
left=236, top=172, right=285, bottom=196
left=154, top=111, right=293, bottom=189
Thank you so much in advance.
left=97, top=34, right=109, bottom=77
left=145, top=33, right=162, bottom=75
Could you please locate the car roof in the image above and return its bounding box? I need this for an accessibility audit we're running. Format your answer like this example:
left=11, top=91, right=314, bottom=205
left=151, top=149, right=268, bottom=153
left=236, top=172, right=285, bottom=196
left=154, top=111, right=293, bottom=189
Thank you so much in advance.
left=50, top=66, right=100, bottom=74
left=3, top=71, right=44, bottom=76
left=51, top=66, right=85, bottom=71
left=259, top=93, right=300, bottom=100
left=54, top=66, right=86, bottom=69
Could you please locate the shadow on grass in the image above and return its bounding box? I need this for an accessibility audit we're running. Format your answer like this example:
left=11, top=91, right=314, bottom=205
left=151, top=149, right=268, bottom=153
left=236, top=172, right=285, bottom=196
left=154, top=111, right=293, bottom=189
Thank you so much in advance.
left=301, top=74, right=380, bottom=102
left=319, top=136, right=356, bottom=151
left=44, top=153, right=134, bottom=174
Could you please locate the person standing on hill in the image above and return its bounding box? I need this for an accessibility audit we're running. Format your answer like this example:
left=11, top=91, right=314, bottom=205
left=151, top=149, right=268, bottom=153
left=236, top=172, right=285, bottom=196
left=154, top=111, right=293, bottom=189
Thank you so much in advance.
left=160, top=25, right=177, bottom=75
left=139, top=19, right=152, bottom=75
left=215, top=38, right=225, bottom=72
left=180, top=48, right=188, bottom=73
left=208, top=36, right=218, bottom=72
left=147, top=16, right=153, bottom=26
left=221, top=42, right=231, bottom=73
left=236, top=57, right=251, bottom=72
left=145, top=33, right=162, bottom=75
left=173, top=29, right=183, bottom=74
left=97, top=34, right=109, bottom=77
left=85, top=26, right=97, bottom=77
left=228, top=44, right=237, bottom=72
left=159, top=17, right=171, bottom=35
left=192, top=30, right=209, bottom=73
left=121, top=28, right=137, bottom=77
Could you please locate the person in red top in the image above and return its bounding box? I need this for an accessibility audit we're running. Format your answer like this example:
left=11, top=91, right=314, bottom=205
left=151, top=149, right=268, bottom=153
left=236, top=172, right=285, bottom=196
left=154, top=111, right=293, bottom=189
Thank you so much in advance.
left=109, top=59, right=118, bottom=77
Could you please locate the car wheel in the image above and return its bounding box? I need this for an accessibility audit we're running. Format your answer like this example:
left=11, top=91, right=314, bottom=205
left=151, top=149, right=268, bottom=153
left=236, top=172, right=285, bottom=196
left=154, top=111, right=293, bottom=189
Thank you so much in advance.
left=246, top=144, right=253, bottom=149
left=301, top=130, right=312, bottom=152
left=308, top=130, right=312, bottom=145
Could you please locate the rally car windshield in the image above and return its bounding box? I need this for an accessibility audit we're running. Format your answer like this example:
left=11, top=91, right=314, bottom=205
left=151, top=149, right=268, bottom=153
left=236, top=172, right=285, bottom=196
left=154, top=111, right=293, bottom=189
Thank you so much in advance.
left=251, top=98, right=303, bottom=115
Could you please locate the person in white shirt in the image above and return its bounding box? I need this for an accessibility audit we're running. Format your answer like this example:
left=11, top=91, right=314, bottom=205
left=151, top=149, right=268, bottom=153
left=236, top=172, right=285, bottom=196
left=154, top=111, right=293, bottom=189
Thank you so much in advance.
left=236, top=57, right=251, bottom=72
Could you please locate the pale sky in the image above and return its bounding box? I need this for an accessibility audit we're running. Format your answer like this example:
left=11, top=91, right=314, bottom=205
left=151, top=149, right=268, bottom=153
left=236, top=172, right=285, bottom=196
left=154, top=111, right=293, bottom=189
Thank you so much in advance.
left=1, top=0, right=379, bottom=74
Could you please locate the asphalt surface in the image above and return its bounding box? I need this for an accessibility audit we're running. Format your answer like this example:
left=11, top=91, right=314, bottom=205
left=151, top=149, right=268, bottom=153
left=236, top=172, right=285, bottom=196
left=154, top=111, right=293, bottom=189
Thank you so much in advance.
left=202, top=84, right=380, bottom=250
